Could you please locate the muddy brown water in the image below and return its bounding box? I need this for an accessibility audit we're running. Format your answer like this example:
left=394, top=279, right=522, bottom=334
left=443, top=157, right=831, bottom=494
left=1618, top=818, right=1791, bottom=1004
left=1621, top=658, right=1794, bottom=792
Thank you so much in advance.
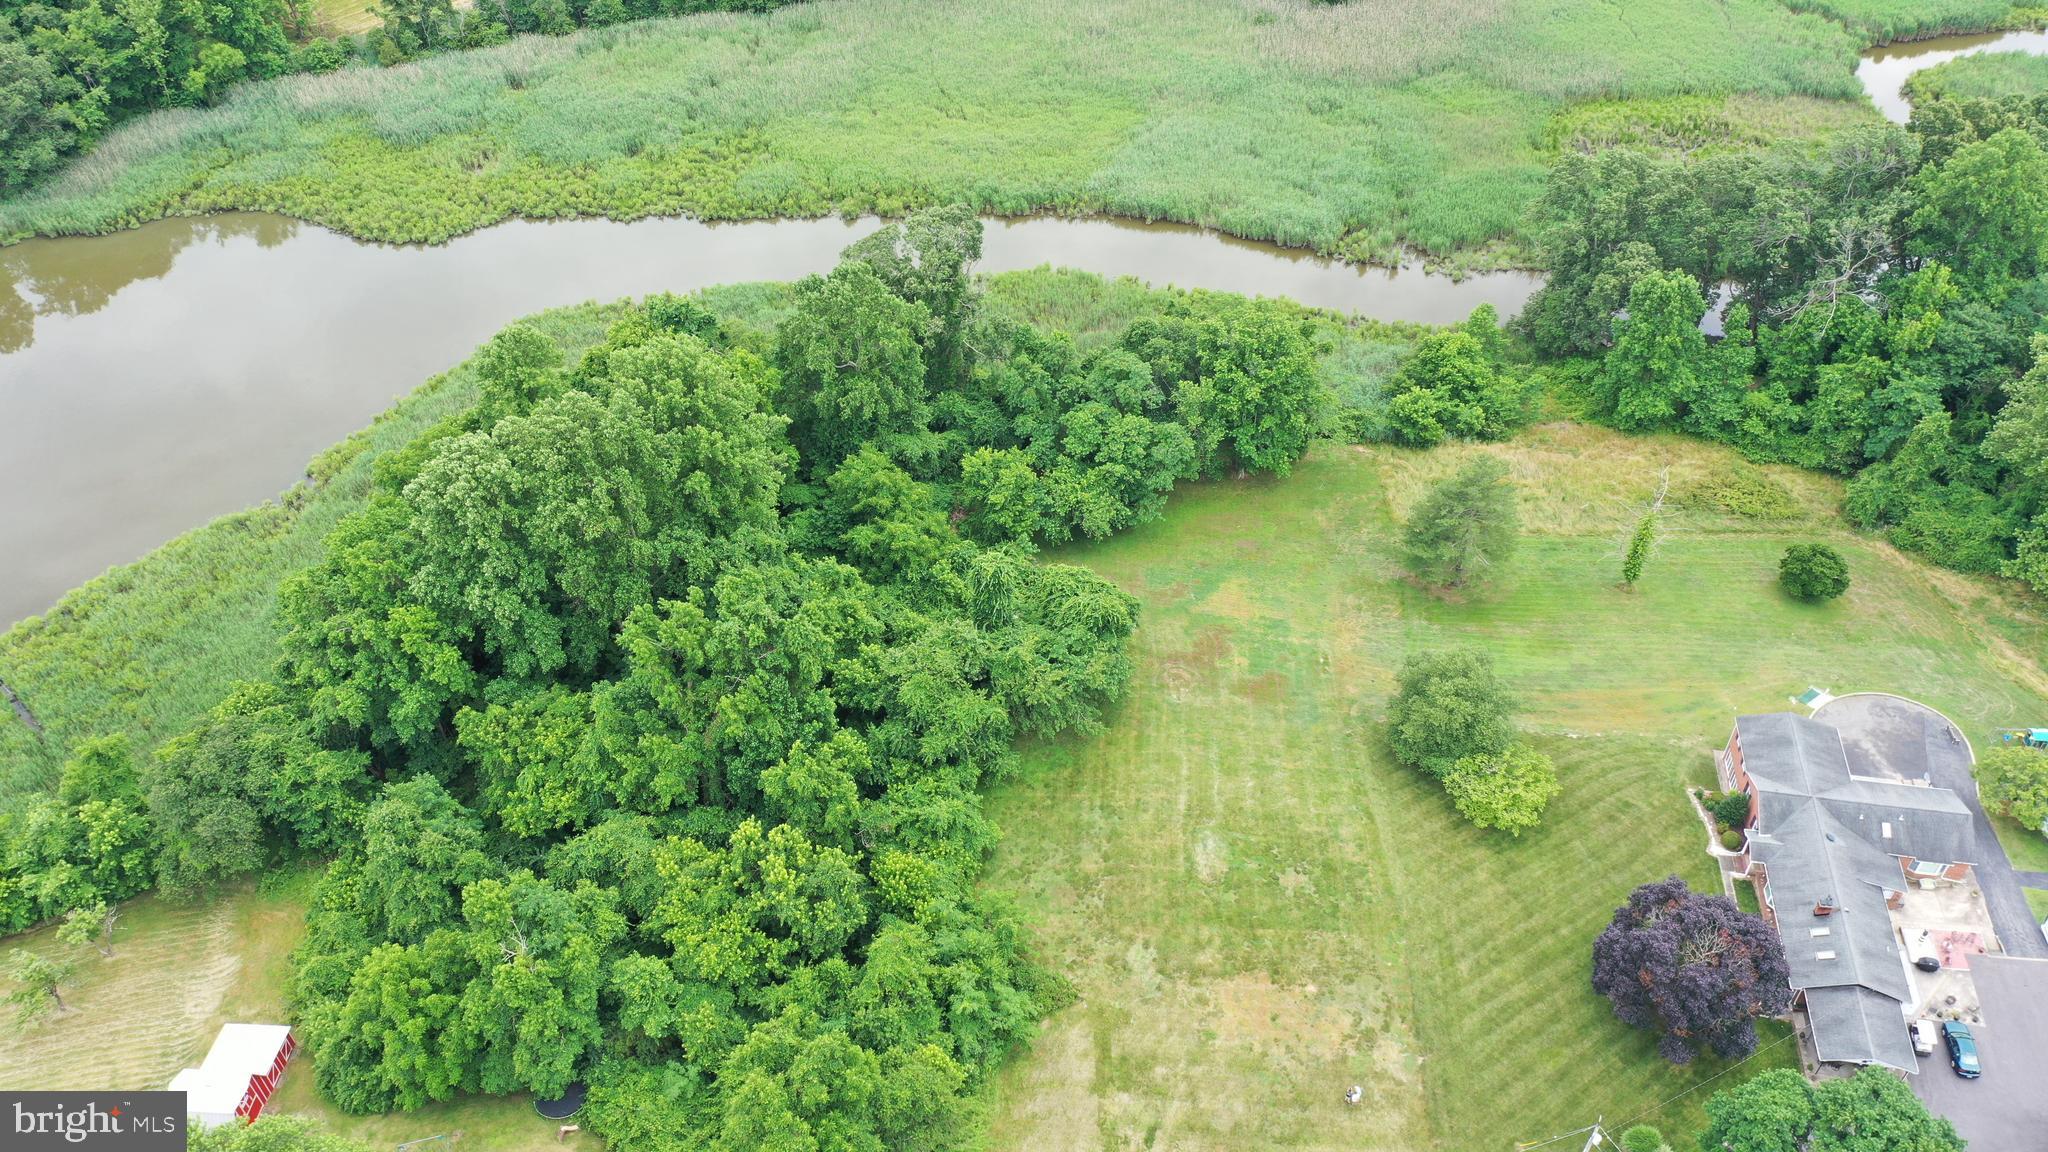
left=1857, top=28, right=2048, bottom=122
left=0, top=212, right=1542, bottom=627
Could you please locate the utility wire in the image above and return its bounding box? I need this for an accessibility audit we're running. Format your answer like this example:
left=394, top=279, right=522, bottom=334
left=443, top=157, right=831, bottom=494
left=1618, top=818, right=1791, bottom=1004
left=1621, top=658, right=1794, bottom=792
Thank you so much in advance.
left=1513, top=1025, right=1800, bottom=1151
left=1611, top=1027, right=1801, bottom=1134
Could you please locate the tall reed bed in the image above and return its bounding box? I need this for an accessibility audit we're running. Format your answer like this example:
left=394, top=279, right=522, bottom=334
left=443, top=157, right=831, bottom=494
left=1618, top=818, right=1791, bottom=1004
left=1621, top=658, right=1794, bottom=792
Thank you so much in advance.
left=1778, top=0, right=2016, bottom=43
left=1, top=0, right=1874, bottom=257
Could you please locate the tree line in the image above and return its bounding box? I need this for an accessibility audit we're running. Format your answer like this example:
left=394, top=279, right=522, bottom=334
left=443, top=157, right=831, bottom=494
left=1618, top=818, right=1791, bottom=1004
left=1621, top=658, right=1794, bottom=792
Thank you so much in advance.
left=0, top=207, right=1328, bottom=1149
left=1518, top=89, right=2048, bottom=598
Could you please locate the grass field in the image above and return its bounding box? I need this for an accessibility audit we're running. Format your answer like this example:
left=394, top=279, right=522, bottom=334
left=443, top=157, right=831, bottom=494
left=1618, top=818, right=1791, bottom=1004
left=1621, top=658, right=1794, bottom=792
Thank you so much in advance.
left=980, top=430, right=2048, bottom=1151
left=0, top=0, right=1875, bottom=259
left=2027, top=888, right=2048, bottom=924
left=311, top=0, right=384, bottom=37
left=1996, top=814, right=2048, bottom=872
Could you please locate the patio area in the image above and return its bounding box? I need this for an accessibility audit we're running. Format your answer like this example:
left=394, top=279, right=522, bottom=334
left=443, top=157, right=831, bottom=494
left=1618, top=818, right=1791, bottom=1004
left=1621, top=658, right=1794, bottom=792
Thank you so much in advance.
left=1895, top=876, right=1995, bottom=1025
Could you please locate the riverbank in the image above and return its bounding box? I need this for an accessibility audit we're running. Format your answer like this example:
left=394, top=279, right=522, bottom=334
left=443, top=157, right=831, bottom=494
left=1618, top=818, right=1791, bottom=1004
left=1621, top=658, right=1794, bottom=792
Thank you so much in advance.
left=0, top=268, right=1421, bottom=797
left=0, top=0, right=1869, bottom=256
left=0, top=214, right=1535, bottom=628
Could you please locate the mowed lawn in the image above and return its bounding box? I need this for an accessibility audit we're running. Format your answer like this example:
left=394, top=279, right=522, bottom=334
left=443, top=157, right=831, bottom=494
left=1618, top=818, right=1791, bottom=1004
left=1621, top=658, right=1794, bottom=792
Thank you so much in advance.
left=982, top=428, right=2048, bottom=1151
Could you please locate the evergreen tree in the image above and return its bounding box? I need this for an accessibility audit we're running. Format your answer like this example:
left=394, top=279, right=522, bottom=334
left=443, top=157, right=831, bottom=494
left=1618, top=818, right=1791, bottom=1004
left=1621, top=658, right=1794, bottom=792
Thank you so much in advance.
left=1402, top=457, right=1519, bottom=590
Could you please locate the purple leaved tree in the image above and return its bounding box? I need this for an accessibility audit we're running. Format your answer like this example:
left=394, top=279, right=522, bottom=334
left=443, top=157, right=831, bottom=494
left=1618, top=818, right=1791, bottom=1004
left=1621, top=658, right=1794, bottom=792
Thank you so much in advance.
left=1590, top=875, right=1792, bottom=1064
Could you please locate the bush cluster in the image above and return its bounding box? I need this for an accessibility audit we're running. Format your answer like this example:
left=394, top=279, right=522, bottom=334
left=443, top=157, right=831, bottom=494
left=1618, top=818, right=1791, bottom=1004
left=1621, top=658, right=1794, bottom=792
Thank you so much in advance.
left=1386, top=648, right=1558, bottom=835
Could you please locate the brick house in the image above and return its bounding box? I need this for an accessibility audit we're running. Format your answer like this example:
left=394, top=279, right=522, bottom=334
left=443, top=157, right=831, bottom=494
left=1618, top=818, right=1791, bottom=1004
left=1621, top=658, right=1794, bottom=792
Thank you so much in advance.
left=1716, top=712, right=1977, bottom=1071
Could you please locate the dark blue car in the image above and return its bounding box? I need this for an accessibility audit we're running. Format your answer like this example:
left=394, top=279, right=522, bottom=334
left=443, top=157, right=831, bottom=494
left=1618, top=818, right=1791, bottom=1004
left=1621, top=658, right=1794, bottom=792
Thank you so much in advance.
left=1942, top=1020, right=1981, bottom=1078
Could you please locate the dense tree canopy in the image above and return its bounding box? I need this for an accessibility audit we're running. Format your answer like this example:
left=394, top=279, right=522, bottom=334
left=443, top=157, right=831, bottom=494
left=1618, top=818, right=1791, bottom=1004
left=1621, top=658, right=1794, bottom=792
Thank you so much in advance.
left=1591, top=876, right=1791, bottom=1064
left=1519, top=98, right=2048, bottom=597
left=1699, top=1067, right=1963, bottom=1152
left=1381, top=308, right=1529, bottom=447
left=1977, top=744, right=2048, bottom=830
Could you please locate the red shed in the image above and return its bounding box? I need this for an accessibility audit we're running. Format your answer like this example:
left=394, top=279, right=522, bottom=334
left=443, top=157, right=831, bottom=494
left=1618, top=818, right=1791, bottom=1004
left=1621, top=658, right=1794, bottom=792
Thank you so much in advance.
left=168, top=1023, right=297, bottom=1127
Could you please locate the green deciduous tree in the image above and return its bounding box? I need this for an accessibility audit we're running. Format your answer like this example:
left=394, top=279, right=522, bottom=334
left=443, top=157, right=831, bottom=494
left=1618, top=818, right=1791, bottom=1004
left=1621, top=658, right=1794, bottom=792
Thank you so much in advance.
left=1699, top=1067, right=1962, bottom=1152
left=1977, top=745, right=2048, bottom=831
left=5, top=949, right=74, bottom=1026
left=451, top=871, right=622, bottom=1098
left=189, top=1114, right=378, bottom=1152
left=841, top=205, right=984, bottom=386
left=1179, top=300, right=1321, bottom=476
left=1386, top=648, right=1517, bottom=779
left=56, top=900, right=118, bottom=957
left=654, top=820, right=870, bottom=993
left=776, top=262, right=931, bottom=473
left=1598, top=270, right=1708, bottom=432
left=358, top=777, right=493, bottom=944
left=1619, top=1125, right=1668, bottom=1152
left=1910, top=128, right=2048, bottom=286
left=1402, top=457, right=1519, bottom=590
left=1383, top=324, right=1525, bottom=447
left=1622, top=506, right=1657, bottom=589
left=457, top=686, right=604, bottom=839
left=1442, top=743, right=1560, bottom=835
left=1778, top=542, right=1850, bottom=602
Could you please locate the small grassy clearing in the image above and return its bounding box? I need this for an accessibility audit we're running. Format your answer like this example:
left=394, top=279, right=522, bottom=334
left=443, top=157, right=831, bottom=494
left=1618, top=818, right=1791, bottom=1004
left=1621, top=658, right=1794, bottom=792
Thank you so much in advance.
left=1995, top=814, right=2048, bottom=872
left=310, top=0, right=384, bottom=37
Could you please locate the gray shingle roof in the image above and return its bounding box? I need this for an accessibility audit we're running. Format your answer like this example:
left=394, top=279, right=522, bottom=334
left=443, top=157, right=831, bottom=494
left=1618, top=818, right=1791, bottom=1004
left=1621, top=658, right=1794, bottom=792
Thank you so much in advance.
left=1735, top=710, right=1980, bottom=1071
left=1749, top=803, right=1910, bottom=1002
left=1804, top=985, right=1918, bottom=1072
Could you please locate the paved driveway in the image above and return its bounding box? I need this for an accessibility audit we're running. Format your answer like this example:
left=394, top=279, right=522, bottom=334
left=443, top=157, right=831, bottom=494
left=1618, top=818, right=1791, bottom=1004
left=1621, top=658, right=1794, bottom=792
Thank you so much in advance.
left=1813, top=694, right=2048, bottom=960
left=1907, top=956, right=2048, bottom=1148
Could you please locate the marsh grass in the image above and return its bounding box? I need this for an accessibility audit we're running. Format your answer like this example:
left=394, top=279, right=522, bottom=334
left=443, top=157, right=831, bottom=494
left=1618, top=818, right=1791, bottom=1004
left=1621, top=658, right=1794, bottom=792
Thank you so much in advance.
left=1905, top=49, right=2048, bottom=102
left=1780, top=0, right=2016, bottom=41
left=2, top=0, right=1872, bottom=257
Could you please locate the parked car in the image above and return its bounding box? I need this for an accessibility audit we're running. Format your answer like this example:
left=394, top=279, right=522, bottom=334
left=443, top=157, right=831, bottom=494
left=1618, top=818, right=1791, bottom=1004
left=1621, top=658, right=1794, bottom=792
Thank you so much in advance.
left=1911, top=1018, right=1939, bottom=1056
left=1942, top=1020, right=1981, bottom=1078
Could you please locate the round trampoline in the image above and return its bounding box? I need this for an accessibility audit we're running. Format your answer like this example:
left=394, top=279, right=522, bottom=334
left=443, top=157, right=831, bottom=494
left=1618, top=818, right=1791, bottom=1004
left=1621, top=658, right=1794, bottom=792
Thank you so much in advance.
left=534, top=1081, right=587, bottom=1120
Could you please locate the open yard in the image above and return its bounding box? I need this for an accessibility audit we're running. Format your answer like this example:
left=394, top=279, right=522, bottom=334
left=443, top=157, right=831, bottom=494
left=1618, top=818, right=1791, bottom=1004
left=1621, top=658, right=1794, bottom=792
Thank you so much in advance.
left=981, top=430, right=2048, bottom=1151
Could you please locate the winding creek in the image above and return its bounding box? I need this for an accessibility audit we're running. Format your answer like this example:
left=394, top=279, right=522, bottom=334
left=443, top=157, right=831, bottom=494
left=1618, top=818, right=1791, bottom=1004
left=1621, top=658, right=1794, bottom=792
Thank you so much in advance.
left=0, top=214, right=1542, bottom=626
left=3, top=28, right=2047, bottom=627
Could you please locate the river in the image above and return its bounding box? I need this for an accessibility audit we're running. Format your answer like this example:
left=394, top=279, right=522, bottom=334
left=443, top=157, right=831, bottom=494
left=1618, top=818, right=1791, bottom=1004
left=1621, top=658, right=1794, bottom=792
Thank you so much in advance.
left=0, top=213, right=1541, bottom=627
left=6, top=28, right=2048, bottom=628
